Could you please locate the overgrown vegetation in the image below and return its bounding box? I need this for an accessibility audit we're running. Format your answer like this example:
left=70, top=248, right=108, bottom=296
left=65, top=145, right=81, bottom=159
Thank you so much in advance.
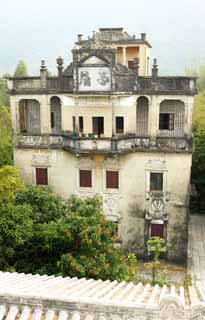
left=186, top=66, right=205, bottom=213
left=0, top=182, right=137, bottom=281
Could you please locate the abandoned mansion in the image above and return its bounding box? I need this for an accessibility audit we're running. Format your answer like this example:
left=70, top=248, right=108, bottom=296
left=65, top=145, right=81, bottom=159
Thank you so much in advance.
left=8, top=28, right=197, bottom=260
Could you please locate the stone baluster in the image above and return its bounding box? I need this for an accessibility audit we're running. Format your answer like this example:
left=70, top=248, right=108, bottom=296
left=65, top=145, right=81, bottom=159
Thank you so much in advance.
left=19, top=307, right=31, bottom=320
left=45, top=310, right=55, bottom=320
left=0, top=305, right=6, bottom=320
left=32, top=308, right=42, bottom=320
left=58, top=311, right=68, bottom=320
left=6, top=305, right=19, bottom=320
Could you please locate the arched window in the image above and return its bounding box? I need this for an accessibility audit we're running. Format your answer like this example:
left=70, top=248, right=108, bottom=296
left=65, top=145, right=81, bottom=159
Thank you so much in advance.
left=19, top=99, right=40, bottom=134
left=159, top=100, right=185, bottom=137
left=50, top=96, right=61, bottom=135
left=136, top=96, right=149, bottom=136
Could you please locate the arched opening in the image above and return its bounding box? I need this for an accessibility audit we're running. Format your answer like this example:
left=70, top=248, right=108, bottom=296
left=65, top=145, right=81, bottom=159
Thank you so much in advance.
left=50, top=96, right=61, bottom=135
left=136, top=96, right=149, bottom=136
left=159, top=100, right=185, bottom=137
left=19, top=99, right=40, bottom=134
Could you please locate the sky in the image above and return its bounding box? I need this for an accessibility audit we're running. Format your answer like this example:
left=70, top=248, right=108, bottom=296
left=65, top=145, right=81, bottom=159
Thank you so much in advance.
left=0, top=0, right=205, bottom=76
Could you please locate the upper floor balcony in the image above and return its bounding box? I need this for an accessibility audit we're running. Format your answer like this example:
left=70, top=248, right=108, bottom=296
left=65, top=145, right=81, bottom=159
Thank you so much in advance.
left=16, top=133, right=193, bottom=154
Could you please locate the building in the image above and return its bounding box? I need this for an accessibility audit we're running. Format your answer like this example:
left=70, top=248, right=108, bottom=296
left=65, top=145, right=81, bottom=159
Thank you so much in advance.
left=8, top=28, right=197, bottom=261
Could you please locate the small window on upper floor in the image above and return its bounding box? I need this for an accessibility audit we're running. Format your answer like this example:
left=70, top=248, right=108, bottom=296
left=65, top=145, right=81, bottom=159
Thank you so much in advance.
left=79, top=117, right=84, bottom=133
left=79, top=169, right=92, bottom=188
left=116, top=117, right=124, bottom=134
left=159, top=113, right=174, bottom=130
left=72, top=116, right=76, bottom=132
left=106, top=170, right=119, bottom=189
left=128, top=60, right=134, bottom=69
left=150, top=172, right=163, bottom=192
left=51, top=112, right=55, bottom=129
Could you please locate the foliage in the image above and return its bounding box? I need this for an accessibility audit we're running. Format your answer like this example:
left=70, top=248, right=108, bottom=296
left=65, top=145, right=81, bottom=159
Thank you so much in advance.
left=14, top=60, right=28, bottom=77
left=185, top=65, right=205, bottom=212
left=0, top=203, right=33, bottom=270
left=1, top=187, right=137, bottom=281
left=0, top=105, right=13, bottom=166
left=15, top=185, right=68, bottom=223
left=191, top=125, right=205, bottom=212
left=183, top=273, right=192, bottom=289
left=0, top=77, right=9, bottom=107
left=0, top=166, right=25, bottom=204
left=146, top=237, right=171, bottom=285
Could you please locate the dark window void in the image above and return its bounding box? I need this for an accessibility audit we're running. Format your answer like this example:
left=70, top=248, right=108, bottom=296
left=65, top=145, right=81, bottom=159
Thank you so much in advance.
left=136, top=96, right=149, bottom=136
left=50, top=97, right=61, bottom=135
left=116, top=117, right=124, bottom=134
left=72, top=116, right=76, bottom=132
left=106, top=171, right=119, bottom=189
left=159, top=113, right=174, bottom=130
left=92, top=117, right=104, bottom=136
left=150, top=173, right=163, bottom=192
left=80, top=170, right=92, bottom=188
left=19, top=99, right=40, bottom=135
left=151, top=224, right=164, bottom=238
left=51, top=112, right=55, bottom=129
left=128, top=60, right=134, bottom=69
left=36, top=168, right=48, bottom=185
left=79, top=117, right=84, bottom=133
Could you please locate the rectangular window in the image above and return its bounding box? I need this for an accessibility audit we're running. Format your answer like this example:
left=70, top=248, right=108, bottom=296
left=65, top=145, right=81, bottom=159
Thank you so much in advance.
left=150, top=172, right=163, bottom=192
left=36, top=168, right=48, bottom=185
left=151, top=224, right=164, bottom=238
left=106, top=171, right=119, bottom=189
left=116, top=117, right=124, bottom=134
left=92, top=117, right=104, bottom=136
left=19, top=103, right=27, bottom=133
left=72, top=116, right=76, bottom=132
left=128, top=60, right=134, bottom=69
left=159, top=113, right=174, bottom=130
left=79, top=116, right=84, bottom=133
left=79, top=170, right=92, bottom=188
left=51, top=112, right=55, bottom=129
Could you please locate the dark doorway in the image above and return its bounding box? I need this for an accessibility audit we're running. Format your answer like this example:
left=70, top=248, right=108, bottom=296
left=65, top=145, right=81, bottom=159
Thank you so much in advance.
left=92, top=117, right=104, bottom=137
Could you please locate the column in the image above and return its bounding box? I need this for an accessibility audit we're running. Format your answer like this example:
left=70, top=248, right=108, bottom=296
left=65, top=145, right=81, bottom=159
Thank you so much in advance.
left=122, top=46, right=126, bottom=66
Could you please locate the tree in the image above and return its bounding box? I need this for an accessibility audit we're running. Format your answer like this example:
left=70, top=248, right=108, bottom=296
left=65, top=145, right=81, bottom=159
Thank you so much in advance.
left=191, top=125, right=205, bottom=211
left=0, top=77, right=9, bottom=107
left=14, top=188, right=137, bottom=281
left=14, top=60, right=28, bottom=77
left=146, top=237, right=170, bottom=285
left=0, top=105, right=13, bottom=166
left=0, top=203, right=33, bottom=270
left=0, top=166, right=25, bottom=204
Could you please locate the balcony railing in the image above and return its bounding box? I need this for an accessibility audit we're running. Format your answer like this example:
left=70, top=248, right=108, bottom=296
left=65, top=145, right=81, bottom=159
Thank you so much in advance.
left=17, top=134, right=193, bottom=153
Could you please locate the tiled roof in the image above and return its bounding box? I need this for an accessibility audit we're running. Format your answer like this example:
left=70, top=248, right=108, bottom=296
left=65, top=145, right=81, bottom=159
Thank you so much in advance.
left=0, top=271, right=204, bottom=320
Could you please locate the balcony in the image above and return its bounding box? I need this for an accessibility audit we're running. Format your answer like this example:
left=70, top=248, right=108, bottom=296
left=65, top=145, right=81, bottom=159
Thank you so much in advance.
left=16, top=133, right=193, bottom=154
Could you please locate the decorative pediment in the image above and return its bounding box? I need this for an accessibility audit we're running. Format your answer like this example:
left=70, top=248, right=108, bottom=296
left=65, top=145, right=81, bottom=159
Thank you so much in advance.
left=146, top=159, right=167, bottom=171
left=31, top=154, right=51, bottom=167
left=81, top=55, right=107, bottom=65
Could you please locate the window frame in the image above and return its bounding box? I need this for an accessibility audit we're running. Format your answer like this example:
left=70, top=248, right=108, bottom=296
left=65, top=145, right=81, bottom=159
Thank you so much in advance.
left=116, top=116, right=124, bottom=134
left=79, top=116, right=84, bottom=133
left=35, top=167, right=48, bottom=185
left=159, top=113, right=174, bottom=131
left=79, top=169, right=92, bottom=188
left=150, top=172, right=163, bottom=192
left=106, top=170, right=119, bottom=189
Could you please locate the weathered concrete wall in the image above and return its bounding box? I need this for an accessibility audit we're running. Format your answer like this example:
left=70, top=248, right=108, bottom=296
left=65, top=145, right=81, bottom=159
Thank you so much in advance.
left=14, top=148, right=191, bottom=261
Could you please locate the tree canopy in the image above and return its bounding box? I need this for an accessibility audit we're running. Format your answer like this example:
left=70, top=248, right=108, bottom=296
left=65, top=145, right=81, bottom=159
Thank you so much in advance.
left=14, top=60, right=28, bottom=77
left=0, top=185, right=137, bottom=281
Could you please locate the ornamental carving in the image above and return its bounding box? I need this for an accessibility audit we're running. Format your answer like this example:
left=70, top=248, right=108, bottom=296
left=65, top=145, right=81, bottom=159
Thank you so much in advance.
left=146, top=159, right=167, bottom=171
left=103, top=193, right=121, bottom=222
left=31, top=154, right=51, bottom=167
left=77, top=157, right=95, bottom=170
